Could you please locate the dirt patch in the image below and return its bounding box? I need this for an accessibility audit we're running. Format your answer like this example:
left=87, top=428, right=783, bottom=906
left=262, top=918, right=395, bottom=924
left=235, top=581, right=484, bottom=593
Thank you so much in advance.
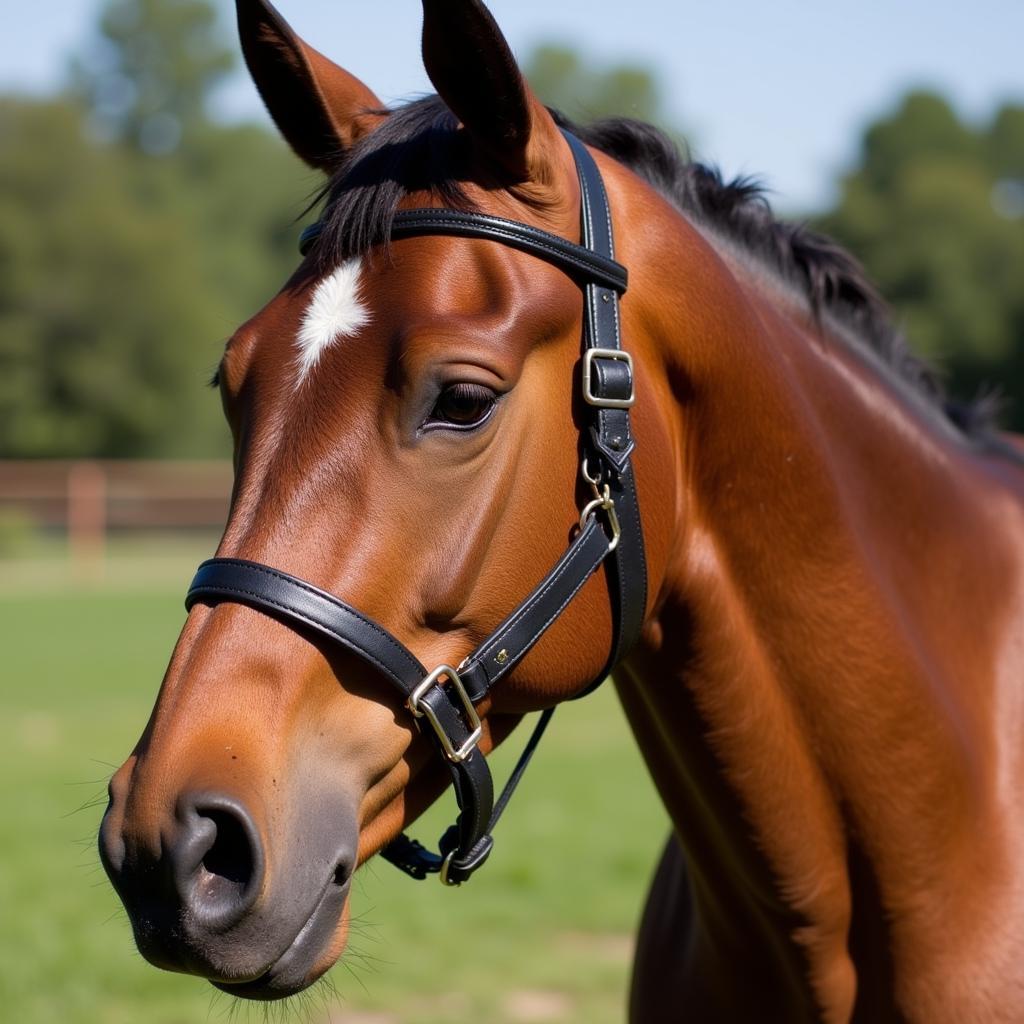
left=503, top=989, right=574, bottom=1021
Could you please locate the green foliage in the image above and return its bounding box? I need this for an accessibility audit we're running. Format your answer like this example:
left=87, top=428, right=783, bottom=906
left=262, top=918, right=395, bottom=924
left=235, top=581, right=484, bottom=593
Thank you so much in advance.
left=816, top=91, right=1024, bottom=422
left=524, top=43, right=686, bottom=147
left=70, top=0, right=234, bottom=154
left=0, top=95, right=309, bottom=457
left=1, top=97, right=215, bottom=457
left=0, top=0, right=313, bottom=458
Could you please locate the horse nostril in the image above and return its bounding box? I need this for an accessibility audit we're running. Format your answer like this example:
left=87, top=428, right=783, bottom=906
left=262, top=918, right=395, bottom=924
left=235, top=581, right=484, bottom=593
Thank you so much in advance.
left=201, top=809, right=253, bottom=887
left=174, top=794, right=265, bottom=930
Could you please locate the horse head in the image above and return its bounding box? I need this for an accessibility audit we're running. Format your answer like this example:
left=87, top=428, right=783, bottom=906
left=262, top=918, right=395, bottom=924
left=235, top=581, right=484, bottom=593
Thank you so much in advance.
left=99, top=0, right=669, bottom=999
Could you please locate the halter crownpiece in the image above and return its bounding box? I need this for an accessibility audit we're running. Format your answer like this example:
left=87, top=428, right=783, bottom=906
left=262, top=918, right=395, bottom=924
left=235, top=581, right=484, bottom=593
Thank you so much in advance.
left=185, top=131, right=647, bottom=885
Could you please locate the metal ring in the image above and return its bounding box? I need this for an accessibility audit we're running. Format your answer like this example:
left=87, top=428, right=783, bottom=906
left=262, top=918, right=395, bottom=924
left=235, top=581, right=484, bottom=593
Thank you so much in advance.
left=439, top=849, right=460, bottom=886
left=578, top=487, right=621, bottom=553
left=579, top=494, right=609, bottom=530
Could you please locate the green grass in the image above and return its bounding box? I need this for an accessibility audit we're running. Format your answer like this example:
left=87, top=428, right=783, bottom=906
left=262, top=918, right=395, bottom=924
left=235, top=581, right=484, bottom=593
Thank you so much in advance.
left=0, top=574, right=667, bottom=1024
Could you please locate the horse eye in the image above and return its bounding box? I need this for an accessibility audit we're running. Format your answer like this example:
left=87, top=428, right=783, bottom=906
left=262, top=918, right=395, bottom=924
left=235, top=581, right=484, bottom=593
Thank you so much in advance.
left=426, top=382, right=498, bottom=430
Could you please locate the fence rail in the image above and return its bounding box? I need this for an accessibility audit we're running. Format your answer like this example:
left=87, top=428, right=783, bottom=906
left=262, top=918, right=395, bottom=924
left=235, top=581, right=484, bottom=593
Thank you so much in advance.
left=0, top=460, right=233, bottom=581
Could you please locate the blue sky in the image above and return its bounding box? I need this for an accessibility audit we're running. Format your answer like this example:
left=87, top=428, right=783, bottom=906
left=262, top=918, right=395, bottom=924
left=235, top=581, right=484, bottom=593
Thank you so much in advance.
left=5, top=0, right=1023, bottom=212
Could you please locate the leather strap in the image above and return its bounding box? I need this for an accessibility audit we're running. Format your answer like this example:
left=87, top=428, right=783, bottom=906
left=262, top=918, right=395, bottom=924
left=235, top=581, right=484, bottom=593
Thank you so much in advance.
left=458, top=515, right=613, bottom=702
left=186, top=557, right=497, bottom=884
left=563, top=131, right=648, bottom=680
left=184, top=130, right=646, bottom=886
left=300, top=210, right=628, bottom=295
left=187, top=558, right=424, bottom=689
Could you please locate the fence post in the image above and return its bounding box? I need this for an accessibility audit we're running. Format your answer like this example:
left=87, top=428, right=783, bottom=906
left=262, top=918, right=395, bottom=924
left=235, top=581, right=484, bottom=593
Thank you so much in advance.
left=67, top=461, right=106, bottom=583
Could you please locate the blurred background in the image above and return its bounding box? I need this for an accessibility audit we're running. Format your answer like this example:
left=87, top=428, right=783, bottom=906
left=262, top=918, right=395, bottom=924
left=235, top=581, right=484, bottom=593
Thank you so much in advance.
left=1, top=1, right=1021, bottom=1022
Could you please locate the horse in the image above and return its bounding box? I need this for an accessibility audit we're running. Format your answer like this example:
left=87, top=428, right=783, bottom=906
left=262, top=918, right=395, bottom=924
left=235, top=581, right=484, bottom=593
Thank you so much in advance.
left=98, top=0, right=1024, bottom=1020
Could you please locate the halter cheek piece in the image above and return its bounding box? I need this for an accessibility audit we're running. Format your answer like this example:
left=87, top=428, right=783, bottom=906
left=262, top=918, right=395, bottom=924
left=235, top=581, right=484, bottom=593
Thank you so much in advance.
left=185, top=132, right=647, bottom=886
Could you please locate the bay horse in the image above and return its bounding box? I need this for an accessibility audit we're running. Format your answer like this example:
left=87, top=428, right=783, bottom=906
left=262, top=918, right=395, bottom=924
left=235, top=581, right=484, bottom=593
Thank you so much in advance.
left=99, top=1, right=1024, bottom=1020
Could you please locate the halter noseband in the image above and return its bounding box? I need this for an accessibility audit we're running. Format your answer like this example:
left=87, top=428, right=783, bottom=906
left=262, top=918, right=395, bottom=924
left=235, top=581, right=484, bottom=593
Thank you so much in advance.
left=185, top=132, right=647, bottom=886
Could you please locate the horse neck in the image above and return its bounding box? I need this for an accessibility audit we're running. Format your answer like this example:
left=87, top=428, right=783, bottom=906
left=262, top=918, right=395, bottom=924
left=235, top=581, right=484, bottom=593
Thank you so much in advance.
left=618, top=204, right=1024, bottom=1018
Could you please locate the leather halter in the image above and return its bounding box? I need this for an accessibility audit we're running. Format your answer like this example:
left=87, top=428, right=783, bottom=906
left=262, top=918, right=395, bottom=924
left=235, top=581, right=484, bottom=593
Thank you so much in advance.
left=185, top=132, right=647, bottom=885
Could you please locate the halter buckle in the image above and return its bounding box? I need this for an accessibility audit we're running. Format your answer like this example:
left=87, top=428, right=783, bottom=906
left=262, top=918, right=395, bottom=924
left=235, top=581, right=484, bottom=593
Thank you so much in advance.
left=582, top=348, right=635, bottom=409
left=407, top=664, right=482, bottom=763
left=439, top=849, right=460, bottom=886
left=579, top=483, right=621, bottom=553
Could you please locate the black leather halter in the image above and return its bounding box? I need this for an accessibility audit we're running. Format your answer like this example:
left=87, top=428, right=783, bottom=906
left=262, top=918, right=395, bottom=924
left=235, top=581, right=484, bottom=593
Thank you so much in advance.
left=185, top=132, right=647, bottom=886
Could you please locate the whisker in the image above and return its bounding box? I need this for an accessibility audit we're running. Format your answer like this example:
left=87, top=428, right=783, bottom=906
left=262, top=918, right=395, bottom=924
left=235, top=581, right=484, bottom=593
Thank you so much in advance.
left=62, top=792, right=109, bottom=818
left=339, top=958, right=372, bottom=997
left=65, top=775, right=112, bottom=787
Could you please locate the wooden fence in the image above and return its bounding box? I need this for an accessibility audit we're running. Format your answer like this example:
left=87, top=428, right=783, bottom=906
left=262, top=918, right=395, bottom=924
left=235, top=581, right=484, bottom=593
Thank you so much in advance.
left=0, top=460, right=232, bottom=578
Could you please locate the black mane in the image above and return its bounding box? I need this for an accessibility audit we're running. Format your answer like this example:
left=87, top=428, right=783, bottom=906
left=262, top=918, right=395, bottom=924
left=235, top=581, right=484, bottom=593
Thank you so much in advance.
left=314, top=95, right=993, bottom=436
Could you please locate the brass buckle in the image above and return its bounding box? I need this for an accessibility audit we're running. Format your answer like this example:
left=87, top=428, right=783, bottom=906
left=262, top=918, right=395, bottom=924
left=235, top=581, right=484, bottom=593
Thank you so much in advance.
left=579, top=482, right=621, bottom=553
left=407, top=664, right=482, bottom=763
left=439, top=849, right=460, bottom=886
left=582, top=348, right=635, bottom=409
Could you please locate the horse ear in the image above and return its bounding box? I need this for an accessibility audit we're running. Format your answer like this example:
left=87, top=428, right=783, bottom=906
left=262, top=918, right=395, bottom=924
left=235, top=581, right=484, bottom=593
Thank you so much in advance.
left=420, top=0, right=563, bottom=184
left=236, top=0, right=383, bottom=172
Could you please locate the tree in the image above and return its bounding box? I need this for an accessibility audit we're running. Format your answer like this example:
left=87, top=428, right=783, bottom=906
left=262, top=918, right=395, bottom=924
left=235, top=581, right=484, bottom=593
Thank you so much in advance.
left=0, top=98, right=224, bottom=456
left=816, top=91, right=1024, bottom=424
left=70, top=0, right=234, bottom=154
left=0, top=95, right=311, bottom=459
left=524, top=43, right=687, bottom=149
left=0, top=0, right=310, bottom=459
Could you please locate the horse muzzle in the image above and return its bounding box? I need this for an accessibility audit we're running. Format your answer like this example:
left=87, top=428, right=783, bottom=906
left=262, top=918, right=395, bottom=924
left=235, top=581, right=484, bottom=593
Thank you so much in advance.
left=99, top=762, right=357, bottom=999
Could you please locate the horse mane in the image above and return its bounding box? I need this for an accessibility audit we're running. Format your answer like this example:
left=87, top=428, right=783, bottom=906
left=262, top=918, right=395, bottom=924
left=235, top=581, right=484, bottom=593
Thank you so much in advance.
left=314, top=94, right=995, bottom=436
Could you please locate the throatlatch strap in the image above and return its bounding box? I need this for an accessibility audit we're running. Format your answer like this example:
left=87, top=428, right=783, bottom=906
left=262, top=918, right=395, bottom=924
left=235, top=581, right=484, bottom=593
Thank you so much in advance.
left=184, top=130, right=647, bottom=886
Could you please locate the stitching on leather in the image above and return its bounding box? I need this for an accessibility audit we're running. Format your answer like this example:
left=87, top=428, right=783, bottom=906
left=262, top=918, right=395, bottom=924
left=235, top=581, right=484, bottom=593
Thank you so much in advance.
left=581, top=178, right=595, bottom=246
left=579, top=141, right=624, bottom=350
left=447, top=755, right=490, bottom=839
left=566, top=134, right=643, bottom=660
left=626, top=472, right=649, bottom=610
left=569, top=134, right=630, bottom=461
left=575, top=147, right=596, bottom=249
left=227, top=563, right=417, bottom=667
left=568, top=132, right=609, bottom=256
left=585, top=282, right=599, bottom=358
left=480, top=523, right=602, bottom=666
left=573, top=150, right=603, bottom=375
left=462, top=760, right=491, bottom=837
left=474, top=521, right=609, bottom=685
left=393, top=213, right=626, bottom=291
left=517, top=546, right=608, bottom=661
left=565, top=134, right=595, bottom=245
left=192, top=561, right=423, bottom=682
left=188, top=583, right=411, bottom=687
left=597, top=172, right=615, bottom=260
left=616, top=470, right=648, bottom=647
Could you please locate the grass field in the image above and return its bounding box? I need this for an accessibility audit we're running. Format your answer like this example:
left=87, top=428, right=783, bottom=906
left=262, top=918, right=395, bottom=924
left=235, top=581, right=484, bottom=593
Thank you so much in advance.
left=0, top=549, right=667, bottom=1024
